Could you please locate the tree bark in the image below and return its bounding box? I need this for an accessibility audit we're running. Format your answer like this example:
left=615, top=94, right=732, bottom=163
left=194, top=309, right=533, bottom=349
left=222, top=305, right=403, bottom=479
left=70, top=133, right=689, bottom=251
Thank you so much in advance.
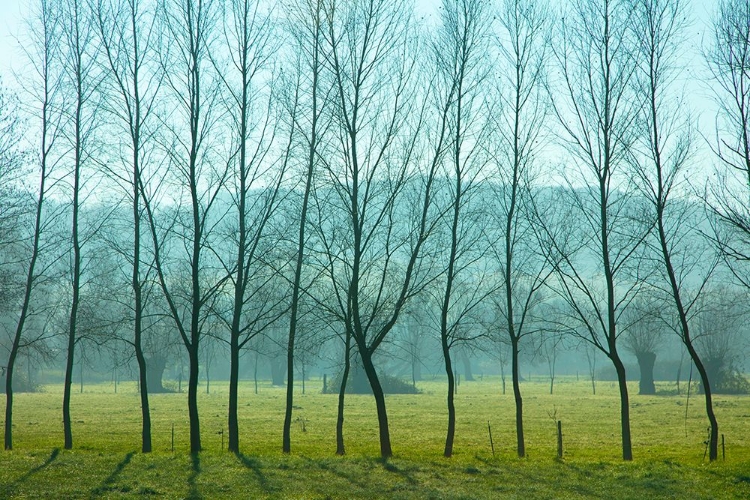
left=511, top=336, right=525, bottom=458
left=611, top=352, right=632, bottom=461
left=359, top=349, right=392, bottom=458
left=188, top=347, right=201, bottom=454
left=335, top=331, right=351, bottom=456
left=443, top=342, right=456, bottom=458
left=636, top=351, right=656, bottom=395
left=228, top=333, right=239, bottom=452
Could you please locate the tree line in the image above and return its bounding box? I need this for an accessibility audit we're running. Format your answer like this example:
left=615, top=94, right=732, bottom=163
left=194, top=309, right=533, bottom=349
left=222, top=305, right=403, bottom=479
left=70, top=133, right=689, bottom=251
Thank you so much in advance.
left=1, top=0, right=749, bottom=464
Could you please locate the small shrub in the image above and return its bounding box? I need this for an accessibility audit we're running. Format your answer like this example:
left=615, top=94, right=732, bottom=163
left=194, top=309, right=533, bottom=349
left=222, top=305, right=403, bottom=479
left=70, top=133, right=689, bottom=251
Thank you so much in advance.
left=714, top=370, right=750, bottom=395
left=328, top=371, right=421, bottom=394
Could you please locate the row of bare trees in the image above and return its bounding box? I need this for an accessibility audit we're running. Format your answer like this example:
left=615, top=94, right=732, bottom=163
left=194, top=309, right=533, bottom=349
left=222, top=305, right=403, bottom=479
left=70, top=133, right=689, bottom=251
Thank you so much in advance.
left=2, top=0, right=749, bottom=463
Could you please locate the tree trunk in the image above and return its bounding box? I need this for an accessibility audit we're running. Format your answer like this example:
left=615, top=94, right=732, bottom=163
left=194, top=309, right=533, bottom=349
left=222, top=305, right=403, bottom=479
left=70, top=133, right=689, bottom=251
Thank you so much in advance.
left=460, top=350, right=474, bottom=382
left=4, top=350, right=18, bottom=450
left=336, top=333, right=352, bottom=455
left=62, top=327, right=76, bottom=450
left=511, top=337, right=525, bottom=458
left=145, top=355, right=167, bottom=393
left=359, top=349, right=392, bottom=458
left=443, top=345, right=456, bottom=458
left=691, top=348, right=719, bottom=461
left=228, top=333, right=240, bottom=453
left=270, top=355, right=286, bottom=386
left=612, top=353, right=633, bottom=461
left=636, top=351, right=656, bottom=395
left=411, top=356, right=421, bottom=387
left=701, top=357, right=724, bottom=393
left=135, top=340, right=151, bottom=452
left=188, top=347, right=201, bottom=454
left=283, top=328, right=296, bottom=454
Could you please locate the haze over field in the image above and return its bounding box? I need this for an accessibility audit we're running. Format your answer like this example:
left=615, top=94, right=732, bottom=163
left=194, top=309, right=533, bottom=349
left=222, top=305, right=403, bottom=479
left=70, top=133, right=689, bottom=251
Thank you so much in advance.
left=1, top=3, right=749, bottom=492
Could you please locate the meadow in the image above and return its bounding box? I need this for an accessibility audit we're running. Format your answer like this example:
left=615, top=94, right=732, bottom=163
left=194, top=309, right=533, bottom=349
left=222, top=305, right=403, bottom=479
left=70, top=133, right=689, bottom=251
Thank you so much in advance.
left=1, top=376, right=749, bottom=499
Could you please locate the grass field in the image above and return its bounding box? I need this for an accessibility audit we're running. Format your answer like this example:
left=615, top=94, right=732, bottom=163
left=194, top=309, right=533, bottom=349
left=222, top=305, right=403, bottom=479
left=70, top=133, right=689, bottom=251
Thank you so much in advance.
left=1, top=376, right=749, bottom=498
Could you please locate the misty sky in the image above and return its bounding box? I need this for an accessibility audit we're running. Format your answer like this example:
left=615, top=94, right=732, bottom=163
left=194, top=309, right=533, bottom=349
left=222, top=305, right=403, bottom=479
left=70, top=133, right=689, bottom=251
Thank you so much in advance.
left=0, top=0, right=723, bottom=135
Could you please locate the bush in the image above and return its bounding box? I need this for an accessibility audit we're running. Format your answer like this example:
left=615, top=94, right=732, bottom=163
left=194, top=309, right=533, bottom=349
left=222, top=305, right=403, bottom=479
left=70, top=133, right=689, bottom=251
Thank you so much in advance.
left=327, top=371, right=421, bottom=395
left=0, top=370, right=39, bottom=393
left=703, top=370, right=750, bottom=395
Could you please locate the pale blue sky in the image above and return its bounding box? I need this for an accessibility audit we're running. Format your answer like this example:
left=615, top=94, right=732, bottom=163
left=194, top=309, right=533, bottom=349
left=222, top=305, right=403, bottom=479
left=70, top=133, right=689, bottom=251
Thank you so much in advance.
left=0, top=0, right=715, bottom=78
left=0, top=0, right=23, bottom=77
left=0, top=0, right=722, bottom=142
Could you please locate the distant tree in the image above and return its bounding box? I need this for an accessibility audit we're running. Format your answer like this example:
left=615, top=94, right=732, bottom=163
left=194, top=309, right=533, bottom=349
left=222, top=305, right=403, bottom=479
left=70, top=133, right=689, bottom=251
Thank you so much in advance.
left=620, top=300, right=663, bottom=395
left=536, top=312, right=566, bottom=395
left=694, top=286, right=750, bottom=394
left=396, top=307, right=431, bottom=388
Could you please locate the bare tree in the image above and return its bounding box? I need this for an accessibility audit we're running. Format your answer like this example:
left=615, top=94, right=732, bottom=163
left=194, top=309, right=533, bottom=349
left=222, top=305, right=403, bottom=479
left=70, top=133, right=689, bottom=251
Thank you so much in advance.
left=281, top=0, right=329, bottom=455
left=621, top=299, right=663, bottom=395
left=213, top=0, right=281, bottom=455
left=694, top=286, right=749, bottom=394
left=536, top=308, right=566, bottom=395
left=430, top=0, right=494, bottom=458
left=547, top=0, right=645, bottom=461
left=145, top=0, right=224, bottom=454
left=2, top=0, right=64, bottom=448
left=59, top=0, right=103, bottom=450
left=492, top=0, right=552, bottom=459
left=320, top=0, right=439, bottom=458
left=630, top=0, right=721, bottom=460
left=94, top=0, right=163, bottom=453
left=0, top=81, right=32, bottom=450
left=706, top=2, right=750, bottom=349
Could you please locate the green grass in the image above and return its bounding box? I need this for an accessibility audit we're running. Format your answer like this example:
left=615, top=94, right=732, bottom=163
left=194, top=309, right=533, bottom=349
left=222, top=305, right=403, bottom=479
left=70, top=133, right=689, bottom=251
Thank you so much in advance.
left=1, top=377, right=749, bottom=498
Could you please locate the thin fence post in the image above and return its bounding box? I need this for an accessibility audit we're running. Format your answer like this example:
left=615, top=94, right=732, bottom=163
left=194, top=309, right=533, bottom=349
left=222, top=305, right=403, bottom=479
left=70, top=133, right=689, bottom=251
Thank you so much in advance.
left=557, top=420, right=563, bottom=459
left=487, top=421, right=495, bottom=456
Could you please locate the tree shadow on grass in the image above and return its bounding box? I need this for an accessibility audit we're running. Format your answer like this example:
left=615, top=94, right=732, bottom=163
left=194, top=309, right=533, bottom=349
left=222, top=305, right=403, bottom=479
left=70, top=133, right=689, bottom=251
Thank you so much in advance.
left=472, top=454, right=598, bottom=497
left=298, top=455, right=420, bottom=495
left=186, top=453, right=202, bottom=500
left=235, top=452, right=278, bottom=494
left=376, top=457, right=419, bottom=484
left=89, top=451, right=134, bottom=498
left=301, top=456, right=368, bottom=490
left=299, top=455, right=370, bottom=492
left=1, top=447, right=60, bottom=497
